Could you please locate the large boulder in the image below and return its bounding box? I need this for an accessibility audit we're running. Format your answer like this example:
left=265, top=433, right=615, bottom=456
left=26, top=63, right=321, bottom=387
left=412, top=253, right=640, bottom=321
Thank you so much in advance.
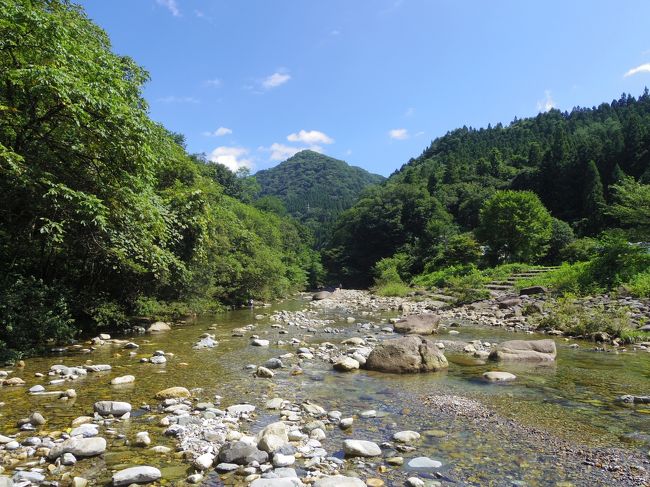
left=393, top=314, right=440, bottom=335
left=489, top=339, right=556, bottom=362
left=312, top=291, right=330, bottom=301
left=365, top=336, right=448, bottom=373
left=47, top=437, right=106, bottom=460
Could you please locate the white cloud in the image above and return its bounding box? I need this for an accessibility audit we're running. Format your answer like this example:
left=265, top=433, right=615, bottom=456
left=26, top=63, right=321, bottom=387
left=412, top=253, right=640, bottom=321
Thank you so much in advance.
left=156, top=0, right=180, bottom=17
left=262, top=72, right=291, bottom=89
left=624, top=63, right=650, bottom=77
left=205, top=78, right=222, bottom=87
left=404, top=107, right=415, bottom=117
left=287, top=130, right=334, bottom=145
left=156, top=96, right=199, bottom=104
left=259, top=143, right=324, bottom=161
left=536, top=90, right=555, bottom=112
left=208, top=146, right=253, bottom=171
left=203, top=127, right=232, bottom=137
left=389, top=128, right=409, bottom=140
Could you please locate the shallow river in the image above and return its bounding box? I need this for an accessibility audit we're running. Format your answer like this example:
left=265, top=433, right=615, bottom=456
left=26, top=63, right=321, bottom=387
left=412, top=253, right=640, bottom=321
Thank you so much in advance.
left=1, top=295, right=649, bottom=486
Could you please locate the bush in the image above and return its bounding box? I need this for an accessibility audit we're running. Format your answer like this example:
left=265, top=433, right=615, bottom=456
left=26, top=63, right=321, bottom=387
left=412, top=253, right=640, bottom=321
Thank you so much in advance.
left=536, top=297, right=633, bottom=339
left=373, top=253, right=410, bottom=285
left=435, top=233, right=482, bottom=267
left=373, top=281, right=411, bottom=297
left=623, top=270, right=650, bottom=298
left=412, top=264, right=480, bottom=289
left=91, top=300, right=130, bottom=330
left=481, top=263, right=533, bottom=281
left=0, top=276, right=75, bottom=360
left=515, top=262, right=594, bottom=295
left=561, top=237, right=598, bottom=263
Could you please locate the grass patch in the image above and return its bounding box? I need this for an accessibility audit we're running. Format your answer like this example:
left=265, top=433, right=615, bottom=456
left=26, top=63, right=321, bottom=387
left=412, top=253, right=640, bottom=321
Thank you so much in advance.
left=481, top=263, right=533, bottom=281
left=373, top=282, right=411, bottom=297
left=535, top=296, right=634, bottom=339
left=623, top=270, right=650, bottom=298
left=514, top=262, right=596, bottom=295
left=134, top=297, right=224, bottom=321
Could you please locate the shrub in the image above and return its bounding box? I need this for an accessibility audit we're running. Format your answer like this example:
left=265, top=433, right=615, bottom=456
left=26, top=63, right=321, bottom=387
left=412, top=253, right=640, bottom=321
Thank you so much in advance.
left=561, top=237, right=598, bottom=263
left=623, top=270, right=650, bottom=298
left=373, top=282, right=411, bottom=297
left=0, top=276, right=75, bottom=360
left=536, top=297, right=633, bottom=339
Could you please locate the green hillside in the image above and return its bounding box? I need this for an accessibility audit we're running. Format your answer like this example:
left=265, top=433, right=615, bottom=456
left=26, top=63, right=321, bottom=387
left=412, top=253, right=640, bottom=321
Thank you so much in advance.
left=255, top=150, right=385, bottom=247
left=325, top=92, right=650, bottom=286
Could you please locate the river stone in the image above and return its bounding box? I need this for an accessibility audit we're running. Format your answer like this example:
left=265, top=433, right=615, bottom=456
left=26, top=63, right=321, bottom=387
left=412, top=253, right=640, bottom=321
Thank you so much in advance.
left=62, top=452, right=77, bottom=465
left=94, top=401, right=132, bottom=416
left=312, top=291, right=330, bottom=301
left=333, top=356, right=360, bottom=372
left=365, top=336, right=448, bottom=373
left=252, top=339, right=270, bottom=347
left=85, top=364, right=112, bottom=372
left=70, top=423, right=99, bottom=437
left=147, top=321, right=171, bottom=332
left=273, top=453, right=296, bottom=467
left=258, top=422, right=289, bottom=453
left=13, top=471, right=45, bottom=483
left=489, top=339, right=556, bottom=362
left=112, top=466, right=162, bottom=486
left=29, top=412, right=46, bottom=425
left=343, top=439, right=381, bottom=457
left=218, top=441, right=268, bottom=465
left=256, top=366, right=275, bottom=378
left=394, top=314, right=441, bottom=335
left=265, top=358, right=284, bottom=369
left=47, top=437, right=107, bottom=459
left=393, top=430, right=421, bottom=443
left=519, top=285, right=547, bottom=296
left=150, top=355, right=167, bottom=364
left=4, top=377, right=25, bottom=386
left=407, top=456, right=442, bottom=468
left=313, top=475, right=366, bottom=487
left=29, top=385, right=45, bottom=393
left=155, top=386, right=190, bottom=399
left=226, top=404, right=256, bottom=416
left=483, top=371, right=517, bottom=382
left=194, top=452, right=215, bottom=470
left=250, top=479, right=305, bottom=487
left=110, top=375, right=135, bottom=385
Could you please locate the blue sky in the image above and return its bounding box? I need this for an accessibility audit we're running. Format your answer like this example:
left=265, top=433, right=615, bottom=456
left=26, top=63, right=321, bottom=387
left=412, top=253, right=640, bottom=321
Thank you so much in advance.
left=78, top=0, right=650, bottom=176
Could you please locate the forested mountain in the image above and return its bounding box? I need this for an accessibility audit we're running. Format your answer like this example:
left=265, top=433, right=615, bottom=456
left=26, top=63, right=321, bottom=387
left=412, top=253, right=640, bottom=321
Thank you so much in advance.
left=254, top=151, right=385, bottom=247
left=0, top=0, right=320, bottom=358
left=325, top=92, right=650, bottom=285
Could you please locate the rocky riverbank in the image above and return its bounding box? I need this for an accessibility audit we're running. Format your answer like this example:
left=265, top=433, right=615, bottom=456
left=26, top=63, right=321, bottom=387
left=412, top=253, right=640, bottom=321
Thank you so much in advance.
left=0, top=289, right=648, bottom=486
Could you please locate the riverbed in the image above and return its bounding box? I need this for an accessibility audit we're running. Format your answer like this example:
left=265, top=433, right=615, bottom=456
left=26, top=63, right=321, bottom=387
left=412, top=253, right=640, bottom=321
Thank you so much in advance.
left=0, top=291, right=649, bottom=486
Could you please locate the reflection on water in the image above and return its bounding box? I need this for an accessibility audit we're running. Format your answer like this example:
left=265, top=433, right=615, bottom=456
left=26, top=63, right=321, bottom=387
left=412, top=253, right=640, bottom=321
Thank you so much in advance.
left=1, top=296, right=649, bottom=485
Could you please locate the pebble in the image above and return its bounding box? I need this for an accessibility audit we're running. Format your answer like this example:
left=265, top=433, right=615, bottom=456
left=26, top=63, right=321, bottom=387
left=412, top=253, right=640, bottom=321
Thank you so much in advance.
left=112, top=466, right=162, bottom=486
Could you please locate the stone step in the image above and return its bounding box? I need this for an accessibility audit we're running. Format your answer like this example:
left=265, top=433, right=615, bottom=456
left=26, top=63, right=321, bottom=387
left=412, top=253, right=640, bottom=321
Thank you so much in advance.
left=486, top=284, right=511, bottom=290
left=429, top=293, right=456, bottom=303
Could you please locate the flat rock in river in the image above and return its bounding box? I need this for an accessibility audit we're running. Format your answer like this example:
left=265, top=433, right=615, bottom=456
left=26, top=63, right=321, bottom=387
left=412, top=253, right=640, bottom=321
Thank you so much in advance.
left=393, top=314, right=440, bottom=335
left=489, top=339, right=556, bottom=362
left=112, top=466, right=161, bottom=486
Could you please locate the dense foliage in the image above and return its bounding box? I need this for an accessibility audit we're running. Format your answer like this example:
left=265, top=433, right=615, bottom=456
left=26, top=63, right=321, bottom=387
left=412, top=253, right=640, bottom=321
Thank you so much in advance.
left=0, top=0, right=319, bottom=358
left=254, top=150, right=384, bottom=247
left=326, top=91, right=650, bottom=286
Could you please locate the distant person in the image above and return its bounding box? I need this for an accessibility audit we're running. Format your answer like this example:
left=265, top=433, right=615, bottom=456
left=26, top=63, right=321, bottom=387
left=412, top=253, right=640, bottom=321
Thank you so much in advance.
left=248, top=298, right=253, bottom=308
